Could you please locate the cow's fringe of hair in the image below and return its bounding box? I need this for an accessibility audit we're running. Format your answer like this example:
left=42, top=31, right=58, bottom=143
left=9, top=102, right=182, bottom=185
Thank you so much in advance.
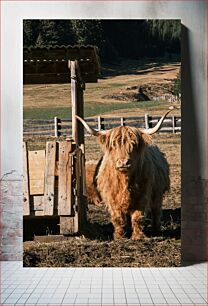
left=102, top=126, right=152, bottom=152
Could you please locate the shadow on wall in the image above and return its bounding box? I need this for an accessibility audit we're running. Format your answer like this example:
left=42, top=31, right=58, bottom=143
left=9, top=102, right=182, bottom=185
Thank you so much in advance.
left=181, top=25, right=207, bottom=263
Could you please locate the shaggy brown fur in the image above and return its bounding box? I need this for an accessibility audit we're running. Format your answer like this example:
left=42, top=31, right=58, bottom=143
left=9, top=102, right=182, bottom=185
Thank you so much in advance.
left=86, top=162, right=102, bottom=206
left=92, top=126, right=170, bottom=240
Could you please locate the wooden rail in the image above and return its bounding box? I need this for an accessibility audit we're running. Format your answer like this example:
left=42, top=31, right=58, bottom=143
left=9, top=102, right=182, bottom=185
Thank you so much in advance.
left=23, top=115, right=181, bottom=137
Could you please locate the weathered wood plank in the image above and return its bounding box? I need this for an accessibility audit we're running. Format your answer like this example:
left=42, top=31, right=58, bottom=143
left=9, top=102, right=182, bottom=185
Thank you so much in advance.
left=60, top=216, right=76, bottom=235
left=58, top=141, right=73, bottom=215
left=33, top=195, right=44, bottom=216
left=23, top=142, right=30, bottom=216
left=34, top=235, right=66, bottom=243
left=28, top=150, right=45, bottom=195
left=43, top=142, right=56, bottom=215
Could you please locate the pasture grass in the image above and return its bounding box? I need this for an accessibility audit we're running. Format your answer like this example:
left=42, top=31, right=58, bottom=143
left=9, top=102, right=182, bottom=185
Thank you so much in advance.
left=24, top=107, right=71, bottom=120
left=23, top=100, right=163, bottom=119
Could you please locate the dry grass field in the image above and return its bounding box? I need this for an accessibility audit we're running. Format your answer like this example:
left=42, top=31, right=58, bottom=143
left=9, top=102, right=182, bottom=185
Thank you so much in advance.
left=23, top=59, right=181, bottom=267
left=24, top=59, right=180, bottom=119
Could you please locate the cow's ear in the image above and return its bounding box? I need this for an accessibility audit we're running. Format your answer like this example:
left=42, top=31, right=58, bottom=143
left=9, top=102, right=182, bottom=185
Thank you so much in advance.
left=97, top=133, right=109, bottom=150
left=98, top=134, right=107, bottom=144
left=141, top=133, right=152, bottom=146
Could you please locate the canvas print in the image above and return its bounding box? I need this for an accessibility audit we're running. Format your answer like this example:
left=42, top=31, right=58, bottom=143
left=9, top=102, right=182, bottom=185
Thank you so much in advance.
left=23, top=19, right=181, bottom=267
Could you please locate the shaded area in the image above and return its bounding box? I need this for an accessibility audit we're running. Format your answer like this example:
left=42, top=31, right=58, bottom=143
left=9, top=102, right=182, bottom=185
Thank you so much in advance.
left=23, top=217, right=60, bottom=241
left=101, top=60, right=180, bottom=78
left=84, top=205, right=181, bottom=241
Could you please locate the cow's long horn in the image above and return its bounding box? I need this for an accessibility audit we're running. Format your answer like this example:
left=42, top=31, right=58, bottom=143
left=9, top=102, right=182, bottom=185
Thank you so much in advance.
left=75, top=115, right=107, bottom=136
left=141, top=110, right=172, bottom=135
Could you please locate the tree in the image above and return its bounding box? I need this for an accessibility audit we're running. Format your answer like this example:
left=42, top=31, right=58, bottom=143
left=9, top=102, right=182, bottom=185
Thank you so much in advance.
left=23, top=19, right=181, bottom=62
left=37, top=20, right=60, bottom=46
left=146, top=20, right=181, bottom=55
left=71, top=20, right=104, bottom=45
left=23, top=20, right=40, bottom=47
left=52, top=20, right=75, bottom=45
left=71, top=20, right=116, bottom=61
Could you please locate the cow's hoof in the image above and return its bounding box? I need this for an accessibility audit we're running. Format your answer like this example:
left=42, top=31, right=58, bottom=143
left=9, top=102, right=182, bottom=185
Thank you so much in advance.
left=114, top=235, right=123, bottom=240
left=131, top=233, right=144, bottom=240
left=114, top=232, right=124, bottom=240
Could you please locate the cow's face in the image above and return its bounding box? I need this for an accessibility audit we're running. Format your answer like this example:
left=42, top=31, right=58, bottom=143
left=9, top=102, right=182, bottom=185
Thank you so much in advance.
left=75, top=110, right=171, bottom=174
left=98, top=126, right=151, bottom=174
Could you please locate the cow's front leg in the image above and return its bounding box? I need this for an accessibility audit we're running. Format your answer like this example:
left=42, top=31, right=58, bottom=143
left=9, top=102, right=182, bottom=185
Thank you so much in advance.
left=111, top=211, right=126, bottom=240
left=130, top=210, right=145, bottom=240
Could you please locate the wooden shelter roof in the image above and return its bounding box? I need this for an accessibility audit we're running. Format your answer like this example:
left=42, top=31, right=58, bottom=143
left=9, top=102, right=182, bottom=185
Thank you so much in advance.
left=23, top=45, right=101, bottom=84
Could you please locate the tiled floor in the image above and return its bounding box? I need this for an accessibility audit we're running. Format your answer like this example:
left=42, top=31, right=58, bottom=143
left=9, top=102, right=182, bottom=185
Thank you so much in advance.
left=0, top=261, right=207, bottom=305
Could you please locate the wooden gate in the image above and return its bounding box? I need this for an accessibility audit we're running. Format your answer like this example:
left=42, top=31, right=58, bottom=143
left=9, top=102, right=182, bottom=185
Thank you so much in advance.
left=23, top=140, right=87, bottom=235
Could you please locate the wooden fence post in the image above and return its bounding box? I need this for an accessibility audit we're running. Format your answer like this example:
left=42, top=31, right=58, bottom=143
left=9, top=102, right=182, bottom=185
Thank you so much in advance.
left=97, top=116, right=102, bottom=131
left=67, top=60, right=87, bottom=235
left=69, top=61, right=78, bottom=142
left=145, top=114, right=149, bottom=129
left=172, top=115, right=176, bottom=133
left=69, top=60, right=85, bottom=145
left=54, top=117, right=58, bottom=137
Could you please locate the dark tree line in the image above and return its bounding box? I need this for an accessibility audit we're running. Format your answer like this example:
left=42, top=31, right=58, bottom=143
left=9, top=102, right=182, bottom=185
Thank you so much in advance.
left=23, top=19, right=181, bottom=63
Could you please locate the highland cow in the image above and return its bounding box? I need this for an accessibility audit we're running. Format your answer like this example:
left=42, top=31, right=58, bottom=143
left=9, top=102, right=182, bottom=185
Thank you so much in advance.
left=76, top=111, right=170, bottom=240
